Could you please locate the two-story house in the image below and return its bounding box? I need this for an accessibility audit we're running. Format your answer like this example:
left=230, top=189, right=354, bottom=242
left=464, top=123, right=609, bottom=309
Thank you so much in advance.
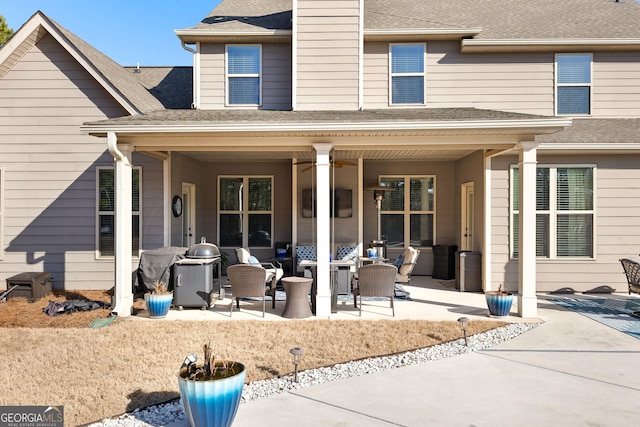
left=1, top=0, right=640, bottom=318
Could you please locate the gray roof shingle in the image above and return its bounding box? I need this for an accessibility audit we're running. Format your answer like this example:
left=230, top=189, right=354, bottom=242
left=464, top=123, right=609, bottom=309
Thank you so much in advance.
left=184, top=0, right=640, bottom=40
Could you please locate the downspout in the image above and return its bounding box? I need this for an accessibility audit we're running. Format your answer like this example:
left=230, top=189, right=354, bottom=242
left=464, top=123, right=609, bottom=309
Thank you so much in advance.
left=107, top=132, right=134, bottom=317
left=181, top=41, right=199, bottom=109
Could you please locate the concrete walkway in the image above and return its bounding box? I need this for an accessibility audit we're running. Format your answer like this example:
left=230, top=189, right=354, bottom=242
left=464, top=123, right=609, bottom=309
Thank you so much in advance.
left=228, top=294, right=640, bottom=426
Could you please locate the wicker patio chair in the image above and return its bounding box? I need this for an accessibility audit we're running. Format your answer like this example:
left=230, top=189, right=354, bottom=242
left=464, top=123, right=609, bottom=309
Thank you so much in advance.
left=352, top=263, right=398, bottom=317
left=226, top=264, right=277, bottom=317
left=235, top=248, right=284, bottom=284
left=392, top=246, right=421, bottom=284
left=619, top=258, right=640, bottom=295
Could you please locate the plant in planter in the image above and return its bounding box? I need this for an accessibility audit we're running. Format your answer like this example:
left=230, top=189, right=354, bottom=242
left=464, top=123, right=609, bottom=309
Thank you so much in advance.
left=485, top=283, right=513, bottom=317
left=144, top=280, right=173, bottom=319
left=178, top=342, right=246, bottom=427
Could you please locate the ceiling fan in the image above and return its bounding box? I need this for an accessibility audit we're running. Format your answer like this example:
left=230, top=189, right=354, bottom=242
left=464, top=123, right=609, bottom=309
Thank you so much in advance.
left=294, top=158, right=357, bottom=173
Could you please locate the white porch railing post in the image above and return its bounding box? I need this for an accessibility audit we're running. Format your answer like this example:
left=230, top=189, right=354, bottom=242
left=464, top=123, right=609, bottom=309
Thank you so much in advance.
left=313, top=143, right=333, bottom=317
left=108, top=132, right=134, bottom=317
left=518, top=141, right=538, bottom=318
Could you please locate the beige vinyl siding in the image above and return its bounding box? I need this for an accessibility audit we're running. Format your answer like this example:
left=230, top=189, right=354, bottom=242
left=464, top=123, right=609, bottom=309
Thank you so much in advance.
left=592, top=52, right=640, bottom=117
left=363, top=40, right=555, bottom=114
left=295, top=0, right=360, bottom=110
left=199, top=43, right=292, bottom=110
left=490, top=154, right=640, bottom=294
left=0, top=33, right=161, bottom=291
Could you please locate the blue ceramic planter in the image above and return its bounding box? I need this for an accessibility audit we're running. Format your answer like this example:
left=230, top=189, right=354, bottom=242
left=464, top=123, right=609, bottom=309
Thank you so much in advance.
left=178, top=362, right=246, bottom=427
left=485, top=292, right=513, bottom=317
left=144, top=293, right=173, bottom=319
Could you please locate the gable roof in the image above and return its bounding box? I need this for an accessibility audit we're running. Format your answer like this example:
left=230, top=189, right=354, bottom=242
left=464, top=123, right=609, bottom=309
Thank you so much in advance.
left=177, top=0, right=640, bottom=49
left=0, top=11, right=164, bottom=114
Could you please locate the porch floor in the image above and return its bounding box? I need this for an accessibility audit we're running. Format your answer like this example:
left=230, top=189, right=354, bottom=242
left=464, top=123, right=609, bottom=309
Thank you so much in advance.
left=133, top=276, right=532, bottom=322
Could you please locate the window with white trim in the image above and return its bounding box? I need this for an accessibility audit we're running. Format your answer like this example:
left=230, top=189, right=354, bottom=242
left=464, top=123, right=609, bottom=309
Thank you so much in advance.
left=380, top=176, right=435, bottom=247
left=97, top=167, right=141, bottom=257
left=226, top=45, right=261, bottom=106
left=556, top=53, right=592, bottom=115
left=511, top=166, right=594, bottom=259
left=219, top=176, right=273, bottom=248
left=390, top=44, right=425, bottom=105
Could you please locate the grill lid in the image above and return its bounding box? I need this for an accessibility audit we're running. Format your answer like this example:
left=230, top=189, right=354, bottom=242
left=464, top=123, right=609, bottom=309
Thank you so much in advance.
left=187, top=237, right=220, bottom=259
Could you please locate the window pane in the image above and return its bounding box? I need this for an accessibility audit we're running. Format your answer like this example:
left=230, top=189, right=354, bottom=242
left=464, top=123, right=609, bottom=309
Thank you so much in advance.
left=410, top=214, right=433, bottom=247
left=248, top=214, right=271, bottom=247
left=227, top=46, right=260, bottom=74
left=381, top=214, right=404, bottom=247
left=229, top=77, right=259, bottom=105
left=132, top=169, right=140, bottom=212
left=99, top=169, right=114, bottom=212
left=380, top=178, right=404, bottom=211
left=220, top=178, right=243, bottom=211
left=557, top=214, right=593, bottom=257
left=557, top=55, right=590, bottom=84
left=557, top=86, right=590, bottom=115
left=391, top=45, right=424, bottom=73
left=512, top=168, right=519, bottom=211
left=557, top=168, right=593, bottom=210
left=392, top=76, right=424, bottom=104
left=132, top=215, right=140, bottom=254
left=99, top=215, right=114, bottom=256
left=248, top=178, right=272, bottom=211
left=410, top=178, right=433, bottom=211
left=536, top=214, right=549, bottom=257
left=219, top=214, right=242, bottom=247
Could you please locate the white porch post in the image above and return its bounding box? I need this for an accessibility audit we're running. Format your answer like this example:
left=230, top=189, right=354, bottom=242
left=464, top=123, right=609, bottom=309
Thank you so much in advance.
left=517, top=141, right=538, bottom=318
left=107, top=132, right=134, bottom=317
left=313, top=143, right=333, bottom=317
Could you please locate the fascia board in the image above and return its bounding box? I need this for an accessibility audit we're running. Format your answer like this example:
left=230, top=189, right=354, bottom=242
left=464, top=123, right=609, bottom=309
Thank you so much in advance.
left=365, top=28, right=482, bottom=40
left=175, top=29, right=292, bottom=43
left=462, top=38, right=640, bottom=52
left=538, top=143, right=640, bottom=151
left=81, top=118, right=572, bottom=135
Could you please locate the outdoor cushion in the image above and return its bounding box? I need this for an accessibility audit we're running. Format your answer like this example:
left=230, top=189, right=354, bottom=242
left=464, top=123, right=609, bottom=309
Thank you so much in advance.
left=296, top=245, right=316, bottom=264
left=337, top=245, right=358, bottom=261
left=248, top=255, right=261, bottom=266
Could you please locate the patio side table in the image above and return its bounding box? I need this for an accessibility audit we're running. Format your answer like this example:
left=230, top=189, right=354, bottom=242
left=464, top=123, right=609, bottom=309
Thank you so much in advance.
left=281, top=277, right=313, bottom=318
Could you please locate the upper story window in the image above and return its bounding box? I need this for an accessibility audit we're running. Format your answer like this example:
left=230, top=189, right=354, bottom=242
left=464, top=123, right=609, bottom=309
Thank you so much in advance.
left=219, top=176, right=273, bottom=248
left=556, top=54, right=591, bottom=115
left=226, top=45, right=262, bottom=106
left=511, top=165, right=594, bottom=259
left=390, top=44, right=425, bottom=105
left=380, top=176, right=435, bottom=248
left=97, top=167, right=141, bottom=258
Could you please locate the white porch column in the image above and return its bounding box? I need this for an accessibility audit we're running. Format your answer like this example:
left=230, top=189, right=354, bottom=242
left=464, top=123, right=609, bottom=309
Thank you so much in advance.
left=517, top=141, right=538, bottom=318
left=107, top=132, right=134, bottom=317
left=313, top=143, right=333, bottom=317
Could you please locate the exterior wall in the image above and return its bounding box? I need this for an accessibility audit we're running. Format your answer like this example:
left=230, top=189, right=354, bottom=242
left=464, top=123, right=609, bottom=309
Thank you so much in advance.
left=0, top=33, right=167, bottom=291
left=593, top=51, right=640, bottom=118
left=295, top=0, right=361, bottom=110
left=455, top=151, right=485, bottom=254
left=490, top=153, right=640, bottom=293
left=199, top=43, right=292, bottom=110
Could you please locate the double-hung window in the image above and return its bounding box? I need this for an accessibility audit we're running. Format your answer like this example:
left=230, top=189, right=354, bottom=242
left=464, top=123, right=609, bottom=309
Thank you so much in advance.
left=97, top=167, right=141, bottom=257
left=390, top=44, right=425, bottom=105
left=556, top=54, right=591, bottom=115
left=226, top=45, right=261, bottom=106
left=379, top=176, right=435, bottom=248
left=512, top=166, right=594, bottom=259
left=219, top=176, right=273, bottom=248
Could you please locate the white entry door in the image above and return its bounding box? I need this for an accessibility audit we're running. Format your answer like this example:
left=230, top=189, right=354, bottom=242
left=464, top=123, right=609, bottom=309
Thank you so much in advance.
left=182, top=183, right=196, bottom=247
left=461, top=182, right=474, bottom=251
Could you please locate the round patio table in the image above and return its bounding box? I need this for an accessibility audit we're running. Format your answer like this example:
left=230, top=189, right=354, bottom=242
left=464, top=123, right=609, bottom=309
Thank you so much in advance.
left=281, top=277, right=313, bottom=318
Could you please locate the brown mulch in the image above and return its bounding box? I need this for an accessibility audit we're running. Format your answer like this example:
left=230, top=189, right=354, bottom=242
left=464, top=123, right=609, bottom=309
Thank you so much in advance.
left=0, top=289, right=147, bottom=328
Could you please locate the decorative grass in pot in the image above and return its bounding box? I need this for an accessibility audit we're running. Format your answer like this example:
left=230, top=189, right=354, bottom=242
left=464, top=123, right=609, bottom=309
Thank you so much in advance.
left=144, top=281, right=173, bottom=319
left=485, top=283, right=513, bottom=317
left=178, top=342, right=246, bottom=427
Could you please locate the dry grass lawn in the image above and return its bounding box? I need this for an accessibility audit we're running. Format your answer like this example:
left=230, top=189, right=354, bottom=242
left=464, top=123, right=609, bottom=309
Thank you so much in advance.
left=0, top=290, right=506, bottom=426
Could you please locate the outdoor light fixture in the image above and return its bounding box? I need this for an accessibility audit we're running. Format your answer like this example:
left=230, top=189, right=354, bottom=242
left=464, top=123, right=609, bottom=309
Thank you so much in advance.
left=290, top=347, right=304, bottom=382
left=367, top=185, right=393, bottom=241
left=458, top=317, right=469, bottom=346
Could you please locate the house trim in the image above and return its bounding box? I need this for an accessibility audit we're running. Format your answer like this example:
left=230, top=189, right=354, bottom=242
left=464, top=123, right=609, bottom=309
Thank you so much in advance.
left=462, top=38, right=640, bottom=53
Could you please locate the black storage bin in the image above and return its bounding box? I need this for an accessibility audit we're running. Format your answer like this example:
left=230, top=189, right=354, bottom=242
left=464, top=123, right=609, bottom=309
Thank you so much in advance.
left=455, top=251, right=482, bottom=292
left=432, top=245, right=457, bottom=279
left=6, top=272, right=52, bottom=301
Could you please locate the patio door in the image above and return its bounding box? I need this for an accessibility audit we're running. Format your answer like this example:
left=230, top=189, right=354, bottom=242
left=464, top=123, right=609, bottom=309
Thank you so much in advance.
left=461, top=182, right=474, bottom=251
left=182, top=183, right=196, bottom=247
